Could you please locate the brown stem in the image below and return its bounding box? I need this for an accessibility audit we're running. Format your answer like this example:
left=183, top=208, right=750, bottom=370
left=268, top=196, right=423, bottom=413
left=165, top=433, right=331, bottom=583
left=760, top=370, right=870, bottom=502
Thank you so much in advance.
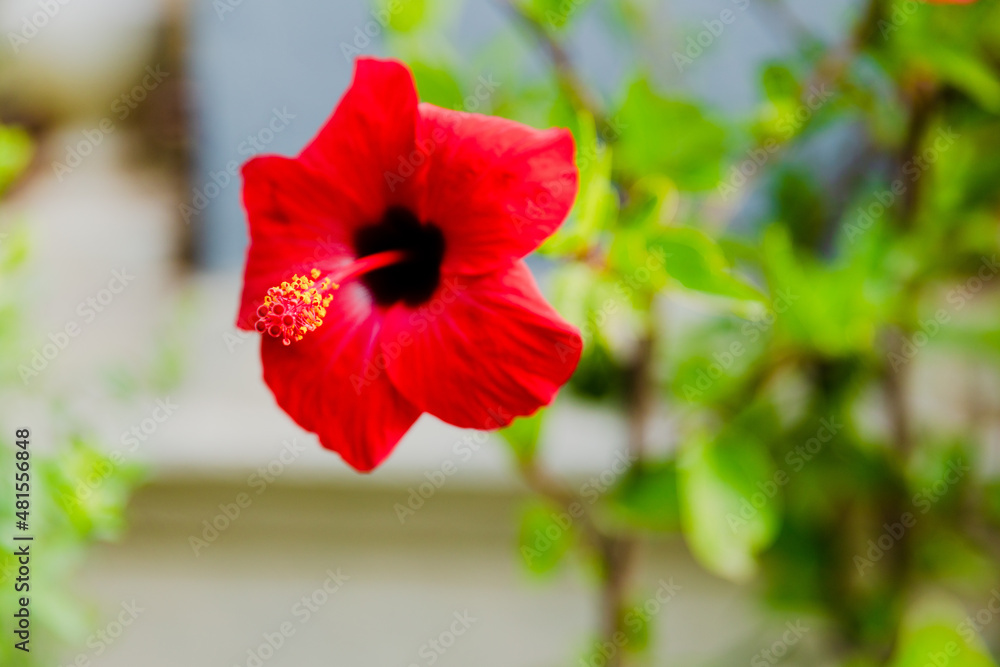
left=872, top=80, right=941, bottom=661
left=598, top=535, right=635, bottom=667
left=497, top=0, right=608, bottom=128
left=517, top=326, right=654, bottom=667
left=875, top=81, right=949, bottom=631
left=499, top=5, right=655, bottom=663
left=882, top=78, right=943, bottom=458
left=626, top=324, right=655, bottom=462
left=518, top=460, right=637, bottom=667
left=605, top=316, right=656, bottom=666
left=518, top=460, right=606, bottom=555
left=894, top=87, right=939, bottom=229
left=883, top=333, right=913, bottom=458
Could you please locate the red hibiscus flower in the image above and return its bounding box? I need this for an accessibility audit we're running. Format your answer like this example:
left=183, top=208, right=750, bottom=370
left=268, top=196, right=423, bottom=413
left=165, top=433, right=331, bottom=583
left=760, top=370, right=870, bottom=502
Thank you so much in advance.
left=236, top=58, right=582, bottom=472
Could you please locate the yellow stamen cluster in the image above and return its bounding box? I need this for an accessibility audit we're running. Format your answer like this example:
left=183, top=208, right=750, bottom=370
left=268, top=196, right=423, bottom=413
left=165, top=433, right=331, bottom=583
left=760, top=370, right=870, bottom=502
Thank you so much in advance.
left=254, top=268, right=338, bottom=346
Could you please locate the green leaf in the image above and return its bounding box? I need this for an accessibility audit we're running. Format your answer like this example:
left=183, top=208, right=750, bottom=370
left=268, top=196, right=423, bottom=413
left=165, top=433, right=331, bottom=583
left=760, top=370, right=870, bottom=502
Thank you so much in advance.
left=0, top=226, right=30, bottom=272
left=614, top=79, right=728, bottom=191
left=500, top=410, right=546, bottom=464
left=541, top=111, right=618, bottom=257
left=678, top=429, right=780, bottom=582
left=608, top=459, right=680, bottom=531
left=648, top=227, right=764, bottom=301
left=573, top=113, right=616, bottom=240
left=773, top=169, right=827, bottom=249
left=43, top=436, right=145, bottom=541
left=890, top=595, right=997, bottom=667
left=619, top=597, right=652, bottom=653
left=0, top=431, right=142, bottom=665
left=549, top=262, right=612, bottom=342
left=569, top=338, right=629, bottom=401
left=521, top=0, right=592, bottom=30
left=408, top=60, right=465, bottom=109
left=0, top=125, right=33, bottom=194
left=761, top=62, right=800, bottom=105
left=518, top=501, right=575, bottom=576
left=763, top=225, right=882, bottom=356
left=914, top=528, right=995, bottom=590
left=926, top=48, right=1000, bottom=114
left=377, top=0, right=429, bottom=33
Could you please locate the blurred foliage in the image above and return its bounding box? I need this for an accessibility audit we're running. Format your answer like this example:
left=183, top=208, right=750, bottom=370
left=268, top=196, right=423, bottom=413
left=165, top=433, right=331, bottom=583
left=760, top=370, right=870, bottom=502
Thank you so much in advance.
left=399, top=0, right=1000, bottom=663
left=0, top=126, right=33, bottom=196
left=0, top=127, right=141, bottom=665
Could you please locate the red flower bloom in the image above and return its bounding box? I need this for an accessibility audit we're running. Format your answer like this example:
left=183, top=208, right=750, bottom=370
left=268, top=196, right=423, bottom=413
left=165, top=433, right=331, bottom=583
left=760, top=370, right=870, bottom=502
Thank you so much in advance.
left=237, top=58, right=582, bottom=472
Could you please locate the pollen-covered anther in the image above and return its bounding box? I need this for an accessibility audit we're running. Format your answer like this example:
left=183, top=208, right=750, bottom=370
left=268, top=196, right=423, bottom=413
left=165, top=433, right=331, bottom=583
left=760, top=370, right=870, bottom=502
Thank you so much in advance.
left=254, top=271, right=338, bottom=346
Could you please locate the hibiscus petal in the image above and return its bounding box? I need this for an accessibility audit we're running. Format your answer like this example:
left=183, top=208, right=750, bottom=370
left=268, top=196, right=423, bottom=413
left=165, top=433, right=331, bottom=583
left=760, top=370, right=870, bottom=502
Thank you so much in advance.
left=417, top=104, right=578, bottom=276
left=237, top=155, right=359, bottom=329
left=300, top=57, right=423, bottom=216
left=381, top=261, right=582, bottom=429
left=260, top=282, right=422, bottom=472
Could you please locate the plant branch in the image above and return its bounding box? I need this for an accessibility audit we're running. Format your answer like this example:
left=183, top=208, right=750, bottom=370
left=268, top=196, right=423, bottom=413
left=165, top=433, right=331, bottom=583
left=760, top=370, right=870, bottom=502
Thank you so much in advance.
left=498, top=0, right=608, bottom=128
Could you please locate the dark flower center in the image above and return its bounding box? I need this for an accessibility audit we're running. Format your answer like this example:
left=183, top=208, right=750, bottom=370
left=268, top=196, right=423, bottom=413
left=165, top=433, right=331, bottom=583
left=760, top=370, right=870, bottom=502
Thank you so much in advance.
left=353, top=206, right=445, bottom=307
